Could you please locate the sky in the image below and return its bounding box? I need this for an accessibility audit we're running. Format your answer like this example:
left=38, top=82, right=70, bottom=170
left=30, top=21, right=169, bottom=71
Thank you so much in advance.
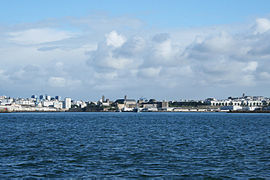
left=1, top=0, right=270, bottom=100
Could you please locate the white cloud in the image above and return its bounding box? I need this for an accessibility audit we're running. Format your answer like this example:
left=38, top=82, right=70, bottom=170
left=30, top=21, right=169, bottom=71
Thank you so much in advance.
left=0, top=69, right=9, bottom=82
left=2, top=15, right=270, bottom=99
left=106, top=31, right=126, bottom=48
left=260, top=72, right=270, bottom=80
left=48, top=77, right=66, bottom=87
left=8, top=28, right=74, bottom=45
left=139, top=67, right=161, bottom=78
left=243, top=61, right=258, bottom=72
left=86, top=17, right=270, bottom=96
left=254, top=18, right=270, bottom=34
left=152, top=36, right=175, bottom=61
left=241, top=75, right=255, bottom=86
left=94, top=71, right=118, bottom=80
left=48, top=76, right=82, bottom=88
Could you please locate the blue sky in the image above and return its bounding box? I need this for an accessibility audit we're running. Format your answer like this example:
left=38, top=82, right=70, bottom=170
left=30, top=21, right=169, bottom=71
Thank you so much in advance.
left=1, top=1, right=270, bottom=100
left=1, top=0, right=270, bottom=27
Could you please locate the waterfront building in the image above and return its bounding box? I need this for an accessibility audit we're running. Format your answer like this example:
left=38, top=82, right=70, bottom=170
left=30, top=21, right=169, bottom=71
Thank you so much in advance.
left=220, top=105, right=242, bottom=111
left=0, top=96, right=7, bottom=100
left=157, top=101, right=169, bottom=111
left=55, top=96, right=61, bottom=101
left=42, top=100, right=54, bottom=107
left=242, top=106, right=260, bottom=111
left=15, top=98, right=35, bottom=106
left=31, top=95, right=37, bottom=99
left=0, top=98, right=14, bottom=105
left=64, top=98, right=72, bottom=109
left=98, top=96, right=111, bottom=107
left=205, top=95, right=266, bottom=107
left=39, top=95, right=45, bottom=100
left=115, top=96, right=136, bottom=111
left=46, top=95, right=51, bottom=101
left=73, top=100, right=87, bottom=108
left=161, top=101, right=169, bottom=108
left=53, top=101, right=63, bottom=109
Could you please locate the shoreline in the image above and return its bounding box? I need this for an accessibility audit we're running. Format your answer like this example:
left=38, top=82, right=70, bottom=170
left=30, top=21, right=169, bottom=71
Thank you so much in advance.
left=1, top=110, right=270, bottom=113
left=228, top=110, right=270, bottom=113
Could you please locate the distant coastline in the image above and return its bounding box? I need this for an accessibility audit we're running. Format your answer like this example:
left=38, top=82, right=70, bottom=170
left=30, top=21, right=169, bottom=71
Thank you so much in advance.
left=228, top=110, right=270, bottom=113
left=2, top=110, right=270, bottom=113
left=1, top=94, right=270, bottom=113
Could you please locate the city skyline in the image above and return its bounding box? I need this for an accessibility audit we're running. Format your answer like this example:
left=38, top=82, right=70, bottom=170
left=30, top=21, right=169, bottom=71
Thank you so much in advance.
left=1, top=92, right=270, bottom=113
left=1, top=1, right=270, bottom=100
left=1, top=92, right=269, bottom=102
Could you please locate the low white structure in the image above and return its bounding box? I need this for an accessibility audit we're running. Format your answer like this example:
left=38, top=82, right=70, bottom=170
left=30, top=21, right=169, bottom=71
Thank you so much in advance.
left=242, top=106, right=260, bottom=111
left=205, top=95, right=268, bottom=109
left=42, top=100, right=54, bottom=107
left=53, top=101, right=63, bottom=109
left=220, top=105, right=242, bottom=111
left=73, top=100, right=87, bottom=108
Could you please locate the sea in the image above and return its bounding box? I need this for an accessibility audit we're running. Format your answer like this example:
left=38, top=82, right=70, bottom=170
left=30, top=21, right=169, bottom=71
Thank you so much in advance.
left=0, top=112, right=269, bottom=179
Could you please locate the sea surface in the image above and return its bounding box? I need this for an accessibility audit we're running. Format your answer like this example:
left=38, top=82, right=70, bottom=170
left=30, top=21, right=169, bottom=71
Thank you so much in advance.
left=0, top=112, right=269, bottom=179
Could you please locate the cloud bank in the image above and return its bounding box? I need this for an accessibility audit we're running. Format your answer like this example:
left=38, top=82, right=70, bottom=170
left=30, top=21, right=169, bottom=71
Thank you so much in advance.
left=1, top=15, right=270, bottom=100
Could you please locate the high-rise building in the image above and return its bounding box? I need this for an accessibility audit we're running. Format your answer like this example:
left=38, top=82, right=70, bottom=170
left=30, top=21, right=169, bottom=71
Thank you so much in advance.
left=64, top=98, right=71, bottom=109
left=55, top=96, right=61, bottom=101
left=39, top=95, right=45, bottom=100
left=46, top=95, right=51, bottom=101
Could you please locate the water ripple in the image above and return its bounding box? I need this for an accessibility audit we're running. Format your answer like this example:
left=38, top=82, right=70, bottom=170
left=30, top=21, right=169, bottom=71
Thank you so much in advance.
left=0, top=112, right=269, bottom=178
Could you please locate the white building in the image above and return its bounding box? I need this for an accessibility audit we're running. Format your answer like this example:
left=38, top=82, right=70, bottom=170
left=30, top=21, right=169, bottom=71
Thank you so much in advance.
left=42, top=100, right=54, bottom=107
left=206, top=95, right=265, bottom=107
left=15, top=99, right=35, bottom=106
left=242, top=106, right=260, bottom=111
left=53, top=101, right=63, bottom=109
left=0, top=98, right=14, bottom=105
left=64, top=98, right=72, bottom=109
left=73, top=100, right=87, bottom=108
left=220, top=105, right=242, bottom=111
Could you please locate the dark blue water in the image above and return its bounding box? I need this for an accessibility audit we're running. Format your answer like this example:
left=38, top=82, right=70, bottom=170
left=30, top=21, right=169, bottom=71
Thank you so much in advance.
left=0, top=112, right=269, bottom=179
